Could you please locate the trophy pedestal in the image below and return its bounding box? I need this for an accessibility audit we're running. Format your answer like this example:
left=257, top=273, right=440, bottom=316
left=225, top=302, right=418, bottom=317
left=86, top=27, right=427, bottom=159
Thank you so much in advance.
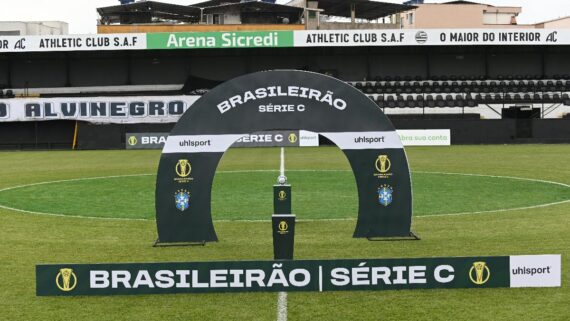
left=272, top=184, right=294, bottom=259
left=272, top=214, right=296, bottom=260
left=273, top=184, right=291, bottom=214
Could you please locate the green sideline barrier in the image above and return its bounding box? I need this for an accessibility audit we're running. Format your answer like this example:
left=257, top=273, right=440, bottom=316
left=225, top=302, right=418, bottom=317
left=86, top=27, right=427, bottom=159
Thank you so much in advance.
left=37, top=254, right=560, bottom=296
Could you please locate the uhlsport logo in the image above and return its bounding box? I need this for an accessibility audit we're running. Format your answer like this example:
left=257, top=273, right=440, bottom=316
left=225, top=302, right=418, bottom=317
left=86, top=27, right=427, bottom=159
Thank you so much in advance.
left=55, top=268, right=77, bottom=292
left=374, top=155, right=392, bottom=178
left=174, top=159, right=193, bottom=183
left=288, top=133, right=298, bottom=143
left=278, top=190, right=287, bottom=201
left=127, top=136, right=138, bottom=146
left=378, top=184, right=393, bottom=206
left=278, top=220, right=289, bottom=234
left=174, top=189, right=190, bottom=211
left=469, top=261, right=491, bottom=285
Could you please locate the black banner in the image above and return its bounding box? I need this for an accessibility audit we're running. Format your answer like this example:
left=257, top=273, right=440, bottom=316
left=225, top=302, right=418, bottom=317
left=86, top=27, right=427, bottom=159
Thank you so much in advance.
left=126, top=132, right=168, bottom=149
left=126, top=130, right=313, bottom=149
left=37, top=255, right=565, bottom=296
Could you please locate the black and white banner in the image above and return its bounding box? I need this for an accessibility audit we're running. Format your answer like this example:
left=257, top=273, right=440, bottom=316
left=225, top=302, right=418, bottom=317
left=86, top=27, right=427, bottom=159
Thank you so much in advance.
left=0, top=96, right=199, bottom=124
left=126, top=130, right=319, bottom=149
left=0, top=34, right=145, bottom=52
left=1, top=29, right=568, bottom=54
left=294, top=29, right=569, bottom=47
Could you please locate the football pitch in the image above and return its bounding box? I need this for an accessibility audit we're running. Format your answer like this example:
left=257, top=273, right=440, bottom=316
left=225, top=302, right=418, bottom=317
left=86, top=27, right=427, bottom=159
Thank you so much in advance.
left=0, top=145, right=568, bottom=320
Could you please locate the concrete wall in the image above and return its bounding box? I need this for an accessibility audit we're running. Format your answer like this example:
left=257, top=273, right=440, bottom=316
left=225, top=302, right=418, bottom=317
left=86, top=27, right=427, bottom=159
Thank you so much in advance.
left=2, top=46, right=569, bottom=88
left=97, top=24, right=304, bottom=34
left=401, top=4, right=521, bottom=29
left=69, top=57, right=129, bottom=87
left=369, top=53, right=427, bottom=79
left=319, top=22, right=399, bottom=30
left=487, top=52, right=542, bottom=78
left=429, top=53, right=485, bottom=78
left=206, top=7, right=242, bottom=25
left=535, top=17, right=570, bottom=29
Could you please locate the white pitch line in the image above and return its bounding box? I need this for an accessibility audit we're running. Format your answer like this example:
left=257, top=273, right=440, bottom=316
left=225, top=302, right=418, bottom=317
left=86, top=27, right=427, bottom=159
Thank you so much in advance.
left=276, top=291, right=288, bottom=321
left=0, top=170, right=568, bottom=221
left=280, top=147, right=285, bottom=177
left=415, top=199, right=570, bottom=218
left=0, top=203, right=151, bottom=221
left=413, top=170, right=570, bottom=188
left=0, top=173, right=155, bottom=193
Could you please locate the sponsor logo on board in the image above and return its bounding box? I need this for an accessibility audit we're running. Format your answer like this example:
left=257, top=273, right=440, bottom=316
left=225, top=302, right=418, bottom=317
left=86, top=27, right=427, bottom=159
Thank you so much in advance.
left=469, top=262, right=491, bottom=285
left=56, top=268, right=77, bottom=292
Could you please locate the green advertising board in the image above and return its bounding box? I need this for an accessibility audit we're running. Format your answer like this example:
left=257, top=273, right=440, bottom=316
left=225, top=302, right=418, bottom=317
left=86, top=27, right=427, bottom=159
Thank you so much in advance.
left=36, top=255, right=561, bottom=296
left=147, top=31, right=294, bottom=49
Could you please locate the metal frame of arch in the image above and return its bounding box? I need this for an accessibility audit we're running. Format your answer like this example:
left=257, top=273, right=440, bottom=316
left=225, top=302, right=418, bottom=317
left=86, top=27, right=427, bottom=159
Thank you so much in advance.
left=155, top=70, right=412, bottom=244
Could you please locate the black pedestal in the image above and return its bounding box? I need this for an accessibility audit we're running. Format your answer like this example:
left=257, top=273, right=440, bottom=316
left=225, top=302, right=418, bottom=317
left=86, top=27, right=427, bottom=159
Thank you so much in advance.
left=273, top=184, right=291, bottom=214
left=272, top=214, right=295, bottom=260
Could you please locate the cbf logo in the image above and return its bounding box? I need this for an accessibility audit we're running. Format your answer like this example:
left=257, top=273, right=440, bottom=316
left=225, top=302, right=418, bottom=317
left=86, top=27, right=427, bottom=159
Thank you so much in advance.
left=174, top=189, right=190, bottom=211
left=378, top=184, right=393, bottom=206
left=56, top=268, right=77, bottom=292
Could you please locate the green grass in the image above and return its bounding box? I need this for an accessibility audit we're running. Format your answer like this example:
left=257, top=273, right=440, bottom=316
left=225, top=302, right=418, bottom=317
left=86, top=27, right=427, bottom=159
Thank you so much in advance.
left=0, top=170, right=568, bottom=220
left=0, top=145, right=569, bottom=321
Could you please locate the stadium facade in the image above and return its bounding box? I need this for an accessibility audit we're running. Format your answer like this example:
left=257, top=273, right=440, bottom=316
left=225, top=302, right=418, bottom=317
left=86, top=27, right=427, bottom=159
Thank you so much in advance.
left=0, top=0, right=569, bottom=149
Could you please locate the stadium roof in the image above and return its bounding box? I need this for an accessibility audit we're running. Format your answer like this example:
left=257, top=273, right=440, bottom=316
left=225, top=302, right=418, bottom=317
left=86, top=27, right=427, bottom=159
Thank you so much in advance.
left=203, top=1, right=303, bottom=15
left=444, top=1, right=491, bottom=5
left=97, top=1, right=201, bottom=24
left=313, top=0, right=417, bottom=20
left=191, top=0, right=242, bottom=8
left=98, top=0, right=415, bottom=24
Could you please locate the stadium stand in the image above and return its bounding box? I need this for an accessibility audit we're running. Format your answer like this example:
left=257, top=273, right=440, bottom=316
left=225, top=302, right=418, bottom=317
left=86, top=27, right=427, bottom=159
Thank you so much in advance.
left=347, top=73, right=570, bottom=108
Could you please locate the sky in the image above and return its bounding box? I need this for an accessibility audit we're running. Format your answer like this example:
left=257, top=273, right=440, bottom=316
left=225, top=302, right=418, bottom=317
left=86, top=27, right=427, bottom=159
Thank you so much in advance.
left=0, top=0, right=568, bottom=34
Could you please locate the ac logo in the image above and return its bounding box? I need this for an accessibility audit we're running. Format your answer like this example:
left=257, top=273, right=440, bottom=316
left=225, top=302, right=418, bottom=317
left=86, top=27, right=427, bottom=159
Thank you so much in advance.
left=469, top=261, right=490, bottom=285
left=56, top=268, right=77, bottom=292
left=374, top=155, right=392, bottom=178
left=546, top=31, right=558, bottom=43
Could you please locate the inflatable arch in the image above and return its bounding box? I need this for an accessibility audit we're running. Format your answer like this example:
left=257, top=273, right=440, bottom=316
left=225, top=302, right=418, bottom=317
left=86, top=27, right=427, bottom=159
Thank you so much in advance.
left=155, top=70, right=412, bottom=243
